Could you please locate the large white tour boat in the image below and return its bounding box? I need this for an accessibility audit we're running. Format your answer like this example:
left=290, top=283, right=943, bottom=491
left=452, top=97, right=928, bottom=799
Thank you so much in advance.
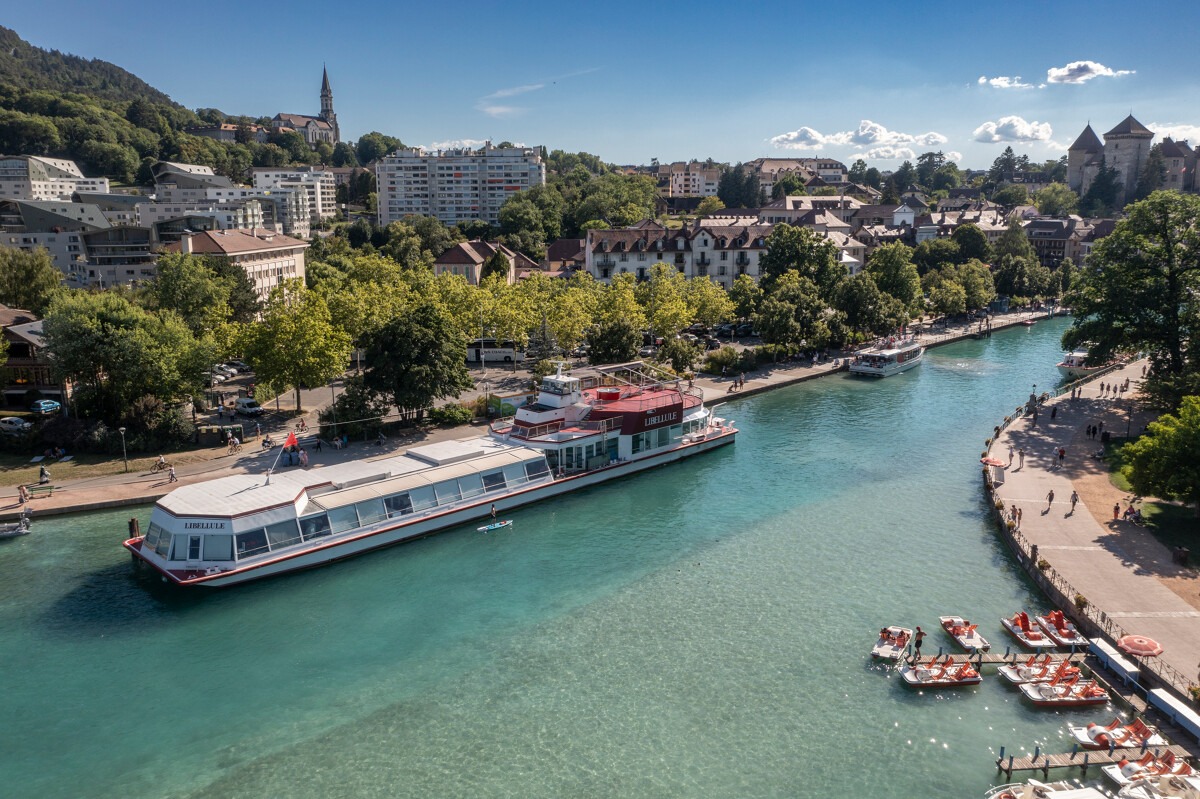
left=125, top=364, right=735, bottom=587
left=848, top=335, right=924, bottom=378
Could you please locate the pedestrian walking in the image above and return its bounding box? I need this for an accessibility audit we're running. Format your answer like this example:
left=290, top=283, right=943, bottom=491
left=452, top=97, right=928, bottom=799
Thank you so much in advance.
left=1045, top=489, right=1055, bottom=511
left=1050, top=405, right=1057, bottom=420
left=1058, top=447, right=1066, bottom=469
left=1086, top=424, right=1094, bottom=439
left=18, top=484, right=29, bottom=504
left=314, top=438, right=322, bottom=453
left=1007, top=444, right=1015, bottom=467
left=1142, top=365, right=1147, bottom=378
left=1018, top=448, right=1025, bottom=469
left=1010, top=503, right=1018, bottom=521
left=1070, top=490, right=1079, bottom=513
left=1113, top=502, right=1120, bottom=521
left=167, top=466, right=178, bottom=483
left=299, top=449, right=308, bottom=467
left=1016, top=507, right=1023, bottom=527
left=255, top=422, right=261, bottom=437
left=1098, top=421, right=1104, bottom=435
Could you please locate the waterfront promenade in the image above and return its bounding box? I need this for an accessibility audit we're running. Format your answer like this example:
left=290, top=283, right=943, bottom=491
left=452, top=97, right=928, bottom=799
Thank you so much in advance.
left=989, top=360, right=1200, bottom=687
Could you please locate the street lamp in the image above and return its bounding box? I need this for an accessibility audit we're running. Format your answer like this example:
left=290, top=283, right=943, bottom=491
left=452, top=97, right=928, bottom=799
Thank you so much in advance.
left=118, top=427, right=128, bottom=473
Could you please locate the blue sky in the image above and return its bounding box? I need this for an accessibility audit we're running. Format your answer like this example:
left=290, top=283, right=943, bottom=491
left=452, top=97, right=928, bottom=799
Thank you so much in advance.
left=9, top=1, right=1200, bottom=170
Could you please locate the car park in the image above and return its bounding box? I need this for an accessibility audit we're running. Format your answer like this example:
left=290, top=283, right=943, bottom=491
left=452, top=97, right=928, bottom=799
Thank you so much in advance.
left=209, top=372, right=227, bottom=384
left=704, top=337, right=722, bottom=351
left=30, top=399, right=61, bottom=414
left=226, top=360, right=251, bottom=373
left=213, top=364, right=238, bottom=377
left=0, top=417, right=33, bottom=434
left=735, top=323, right=757, bottom=337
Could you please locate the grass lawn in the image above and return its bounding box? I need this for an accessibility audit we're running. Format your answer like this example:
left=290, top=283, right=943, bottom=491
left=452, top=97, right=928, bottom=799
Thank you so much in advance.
left=0, top=447, right=222, bottom=486
left=1105, top=435, right=1198, bottom=559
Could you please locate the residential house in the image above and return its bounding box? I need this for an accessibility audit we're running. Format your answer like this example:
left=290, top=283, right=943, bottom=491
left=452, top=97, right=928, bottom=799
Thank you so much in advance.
left=185, top=123, right=271, bottom=144
left=759, top=195, right=863, bottom=225
left=542, top=238, right=585, bottom=272
left=163, top=230, right=308, bottom=299
left=0, top=308, right=67, bottom=409
left=433, top=240, right=537, bottom=285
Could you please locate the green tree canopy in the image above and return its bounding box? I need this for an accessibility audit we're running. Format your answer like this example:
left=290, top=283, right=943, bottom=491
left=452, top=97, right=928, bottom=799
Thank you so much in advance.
left=951, top=223, right=992, bottom=263
left=759, top=224, right=842, bottom=298
left=866, top=242, right=921, bottom=312
left=1064, top=191, right=1200, bottom=388
left=1121, top=395, right=1200, bottom=516
left=1034, top=183, right=1079, bottom=217
left=912, top=237, right=960, bottom=275
left=362, top=301, right=474, bottom=421
left=728, top=274, right=762, bottom=320
left=0, top=246, right=62, bottom=315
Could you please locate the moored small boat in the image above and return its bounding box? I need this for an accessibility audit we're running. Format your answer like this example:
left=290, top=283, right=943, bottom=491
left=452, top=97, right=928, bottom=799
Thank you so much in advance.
left=998, top=654, right=1079, bottom=686
left=985, top=779, right=1110, bottom=799
left=1068, top=717, right=1166, bottom=750
left=1057, top=349, right=1104, bottom=380
left=1002, top=611, right=1058, bottom=648
left=1102, top=750, right=1195, bottom=787
left=1035, top=610, right=1086, bottom=647
left=872, top=625, right=911, bottom=660
left=1019, top=675, right=1109, bottom=708
left=899, top=656, right=981, bottom=688
left=940, top=615, right=990, bottom=651
left=0, top=507, right=32, bottom=539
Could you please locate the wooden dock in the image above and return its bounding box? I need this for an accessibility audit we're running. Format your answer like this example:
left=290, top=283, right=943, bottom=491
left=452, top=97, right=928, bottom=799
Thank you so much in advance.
left=996, top=743, right=1192, bottom=779
left=911, top=649, right=1086, bottom=666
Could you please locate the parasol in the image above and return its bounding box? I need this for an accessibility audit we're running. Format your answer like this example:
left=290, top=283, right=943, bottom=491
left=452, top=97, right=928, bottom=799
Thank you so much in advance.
left=1116, top=634, right=1163, bottom=657
left=980, top=456, right=1006, bottom=467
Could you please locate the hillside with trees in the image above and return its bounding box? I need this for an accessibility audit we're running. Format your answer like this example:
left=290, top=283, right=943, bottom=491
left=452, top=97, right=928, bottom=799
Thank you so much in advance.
left=0, top=26, right=177, bottom=105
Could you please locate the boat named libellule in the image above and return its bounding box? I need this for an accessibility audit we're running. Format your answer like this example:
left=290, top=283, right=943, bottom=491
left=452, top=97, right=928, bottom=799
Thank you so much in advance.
left=125, top=364, right=736, bottom=587
left=848, top=334, right=924, bottom=378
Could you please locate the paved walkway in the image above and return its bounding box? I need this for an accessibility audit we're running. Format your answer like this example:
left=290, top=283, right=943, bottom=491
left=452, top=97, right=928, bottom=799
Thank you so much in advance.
left=990, top=360, right=1200, bottom=685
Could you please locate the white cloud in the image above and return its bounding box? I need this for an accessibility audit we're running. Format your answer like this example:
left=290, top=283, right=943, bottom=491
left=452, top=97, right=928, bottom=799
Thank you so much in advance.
left=973, top=116, right=1053, bottom=143
left=1046, top=60, right=1134, bottom=84
left=486, top=83, right=544, bottom=99
left=977, top=75, right=1038, bottom=90
left=477, top=104, right=521, bottom=119
left=862, top=146, right=916, bottom=161
left=474, top=67, right=601, bottom=119
left=426, top=138, right=490, bottom=151
left=945, top=151, right=963, bottom=163
left=769, top=119, right=947, bottom=156
left=1148, top=122, right=1200, bottom=143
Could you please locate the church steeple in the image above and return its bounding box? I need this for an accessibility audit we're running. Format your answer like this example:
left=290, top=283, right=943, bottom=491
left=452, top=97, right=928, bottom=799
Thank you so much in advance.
left=319, top=65, right=339, bottom=144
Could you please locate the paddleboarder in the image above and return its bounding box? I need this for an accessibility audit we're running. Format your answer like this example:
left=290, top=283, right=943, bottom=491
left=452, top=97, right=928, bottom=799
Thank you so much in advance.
left=490, top=504, right=497, bottom=521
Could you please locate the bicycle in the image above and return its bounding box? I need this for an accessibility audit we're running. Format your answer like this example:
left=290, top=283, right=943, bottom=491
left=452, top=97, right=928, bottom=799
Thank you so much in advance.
left=150, top=461, right=172, bottom=474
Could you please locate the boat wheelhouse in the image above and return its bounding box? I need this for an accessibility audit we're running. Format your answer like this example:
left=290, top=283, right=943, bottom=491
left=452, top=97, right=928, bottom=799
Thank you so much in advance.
left=848, top=335, right=924, bottom=378
left=125, top=364, right=736, bottom=587
left=1057, top=350, right=1104, bottom=380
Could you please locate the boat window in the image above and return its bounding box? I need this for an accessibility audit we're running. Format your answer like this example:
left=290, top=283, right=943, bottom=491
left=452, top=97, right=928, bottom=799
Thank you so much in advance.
left=670, top=424, right=682, bottom=443
left=299, top=513, right=332, bottom=540
left=188, top=536, right=202, bottom=560
left=481, top=471, right=507, bottom=492
left=144, top=522, right=163, bottom=549
left=355, top=498, right=387, bottom=525
left=236, top=529, right=269, bottom=559
left=656, top=427, right=670, bottom=448
left=433, top=480, right=461, bottom=505
left=458, top=473, right=484, bottom=499
left=327, top=505, right=359, bottom=534
left=383, top=493, right=413, bottom=517
left=408, top=486, right=436, bottom=512
left=170, top=535, right=191, bottom=561
left=632, top=432, right=651, bottom=453
left=155, top=531, right=172, bottom=558
left=524, top=459, right=550, bottom=480
left=203, top=534, right=233, bottom=561
left=265, top=521, right=302, bottom=551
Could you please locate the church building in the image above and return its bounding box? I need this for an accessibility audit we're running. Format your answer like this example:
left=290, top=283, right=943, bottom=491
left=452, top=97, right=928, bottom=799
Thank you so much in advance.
left=272, top=67, right=340, bottom=147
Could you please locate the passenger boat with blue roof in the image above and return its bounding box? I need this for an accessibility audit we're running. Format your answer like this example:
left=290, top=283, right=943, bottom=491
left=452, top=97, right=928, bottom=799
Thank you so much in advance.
left=125, top=364, right=736, bottom=587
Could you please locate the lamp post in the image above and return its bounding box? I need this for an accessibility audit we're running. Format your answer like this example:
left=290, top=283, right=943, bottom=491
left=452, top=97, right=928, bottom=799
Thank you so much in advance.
left=118, top=427, right=128, bottom=473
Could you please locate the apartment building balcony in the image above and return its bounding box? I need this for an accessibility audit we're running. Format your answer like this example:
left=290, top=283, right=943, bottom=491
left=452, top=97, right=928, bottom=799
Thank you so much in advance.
left=695, top=255, right=710, bottom=266
left=735, top=255, right=751, bottom=266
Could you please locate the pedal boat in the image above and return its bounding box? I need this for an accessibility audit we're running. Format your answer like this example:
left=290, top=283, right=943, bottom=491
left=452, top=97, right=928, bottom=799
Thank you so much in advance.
left=1068, top=717, right=1166, bottom=750
left=940, top=615, right=991, bottom=651
left=871, top=625, right=911, bottom=661
left=1002, top=611, right=1058, bottom=648
left=1019, top=675, right=1110, bottom=708
left=999, top=654, right=1079, bottom=685
left=899, top=656, right=981, bottom=688
left=1035, top=610, right=1086, bottom=647
left=1102, top=750, right=1194, bottom=787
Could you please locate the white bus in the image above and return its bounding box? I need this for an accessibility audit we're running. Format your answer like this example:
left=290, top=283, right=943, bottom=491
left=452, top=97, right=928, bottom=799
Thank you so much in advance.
left=466, top=338, right=527, bottom=363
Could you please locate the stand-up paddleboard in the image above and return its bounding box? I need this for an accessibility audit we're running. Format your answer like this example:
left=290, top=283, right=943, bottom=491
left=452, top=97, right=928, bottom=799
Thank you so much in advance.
left=478, top=520, right=513, bottom=533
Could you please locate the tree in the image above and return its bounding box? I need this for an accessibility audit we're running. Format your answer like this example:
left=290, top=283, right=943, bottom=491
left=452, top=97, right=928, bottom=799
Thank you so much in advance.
left=729, top=274, right=762, bottom=320
left=765, top=271, right=827, bottom=347
left=988, top=146, right=1020, bottom=184
left=993, top=254, right=1052, bottom=299
left=770, top=172, right=806, bottom=199
left=990, top=184, right=1029, bottom=207
left=891, top=160, right=917, bottom=192
left=866, top=242, right=921, bottom=312
left=951, top=223, right=992, bottom=264
left=950, top=259, right=997, bottom=310
left=753, top=296, right=801, bottom=351
left=1080, top=159, right=1122, bottom=216
left=0, top=246, right=62, bottom=315
left=331, top=142, right=359, bottom=168
left=1034, top=183, right=1079, bottom=217
left=587, top=317, right=640, bottom=365
left=355, top=131, right=403, bottom=164
left=1064, top=191, right=1200, bottom=388
left=1121, top=396, right=1200, bottom=516
left=758, top=224, right=842, bottom=298
left=929, top=281, right=967, bottom=317
left=848, top=159, right=868, bottom=185
left=1134, top=144, right=1166, bottom=202
left=480, top=249, right=511, bottom=283
left=915, top=151, right=946, bottom=188
left=241, top=280, right=352, bottom=413
left=362, top=301, right=474, bottom=421
left=636, top=263, right=691, bottom=339
left=685, top=276, right=735, bottom=328
left=862, top=167, right=882, bottom=189
left=833, top=272, right=906, bottom=336
left=993, top=221, right=1037, bottom=262
left=912, top=238, right=960, bottom=275
left=146, top=252, right=231, bottom=337
left=696, top=195, right=725, bottom=216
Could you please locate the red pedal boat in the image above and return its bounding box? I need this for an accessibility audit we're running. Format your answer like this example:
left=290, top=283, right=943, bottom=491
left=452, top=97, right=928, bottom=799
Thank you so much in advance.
left=1019, top=674, right=1109, bottom=707
left=1035, top=610, right=1085, bottom=647
left=899, top=656, right=982, bottom=688
left=1002, top=610, right=1057, bottom=648
left=1067, top=717, right=1166, bottom=750
left=939, top=615, right=991, bottom=652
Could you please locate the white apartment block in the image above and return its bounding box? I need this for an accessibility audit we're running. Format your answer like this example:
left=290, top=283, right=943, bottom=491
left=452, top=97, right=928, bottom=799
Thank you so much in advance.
left=376, top=143, right=545, bottom=226
left=0, top=156, right=110, bottom=201
left=136, top=199, right=267, bottom=233
left=253, top=167, right=337, bottom=222
left=660, top=162, right=720, bottom=197
left=168, top=230, right=308, bottom=300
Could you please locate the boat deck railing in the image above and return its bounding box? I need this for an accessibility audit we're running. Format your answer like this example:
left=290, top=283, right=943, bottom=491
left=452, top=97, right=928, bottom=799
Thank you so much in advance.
left=491, top=416, right=618, bottom=440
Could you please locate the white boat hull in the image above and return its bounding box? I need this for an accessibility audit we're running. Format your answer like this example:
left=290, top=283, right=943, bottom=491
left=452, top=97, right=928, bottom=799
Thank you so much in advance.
left=848, top=350, right=923, bottom=378
left=128, top=431, right=735, bottom=587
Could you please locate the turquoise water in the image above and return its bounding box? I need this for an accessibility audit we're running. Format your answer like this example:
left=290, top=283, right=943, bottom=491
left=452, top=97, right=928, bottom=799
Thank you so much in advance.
left=0, top=319, right=1106, bottom=799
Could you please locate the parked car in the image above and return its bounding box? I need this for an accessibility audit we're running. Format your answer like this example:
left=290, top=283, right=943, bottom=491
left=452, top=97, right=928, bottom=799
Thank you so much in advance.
left=0, top=416, right=33, bottom=434
left=30, top=399, right=61, bottom=414
left=212, top=364, right=238, bottom=377
left=571, top=344, right=589, bottom=358
left=235, top=398, right=265, bottom=416
left=705, top=337, right=722, bottom=351
left=209, top=372, right=227, bottom=384
left=715, top=324, right=735, bottom=339
left=225, top=361, right=251, bottom=373
left=686, top=323, right=709, bottom=336
left=735, top=323, right=757, bottom=337
left=638, top=346, right=656, bottom=358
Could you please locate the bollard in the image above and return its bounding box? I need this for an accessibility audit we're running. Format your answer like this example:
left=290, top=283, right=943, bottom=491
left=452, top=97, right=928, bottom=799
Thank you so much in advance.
left=1082, top=751, right=1089, bottom=774
left=1034, top=745, right=1040, bottom=759
left=999, top=746, right=1006, bottom=761
left=1070, top=743, right=1078, bottom=759
left=1008, top=754, right=1014, bottom=774
left=1005, top=645, right=1011, bottom=659
left=1110, top=738, right=1116, bottom=756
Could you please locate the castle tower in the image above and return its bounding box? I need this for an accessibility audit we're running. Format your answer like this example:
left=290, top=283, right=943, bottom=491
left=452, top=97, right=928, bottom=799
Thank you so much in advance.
left=1102, top=115, right=1153, bottom=206
left=319, top=65, right=339, bottom=144
left=1066, top=123, right=1103, bottom=194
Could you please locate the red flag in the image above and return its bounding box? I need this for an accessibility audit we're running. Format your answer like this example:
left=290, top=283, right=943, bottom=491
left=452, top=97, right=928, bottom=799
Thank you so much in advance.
left=284, top=431, right=298, bottom=448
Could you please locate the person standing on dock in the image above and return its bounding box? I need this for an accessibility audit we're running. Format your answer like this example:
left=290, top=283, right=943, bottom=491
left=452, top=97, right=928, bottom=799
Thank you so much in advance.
left=913, top=627, right=926, bottom=660
left=1007, top=444, right=1015, bottom=467
left=1018, top=448, right=1025, bottom=470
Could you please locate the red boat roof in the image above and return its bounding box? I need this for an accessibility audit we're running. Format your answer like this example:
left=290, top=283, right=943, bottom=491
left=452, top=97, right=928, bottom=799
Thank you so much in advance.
left=583, top=386, right=700, bottom=413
